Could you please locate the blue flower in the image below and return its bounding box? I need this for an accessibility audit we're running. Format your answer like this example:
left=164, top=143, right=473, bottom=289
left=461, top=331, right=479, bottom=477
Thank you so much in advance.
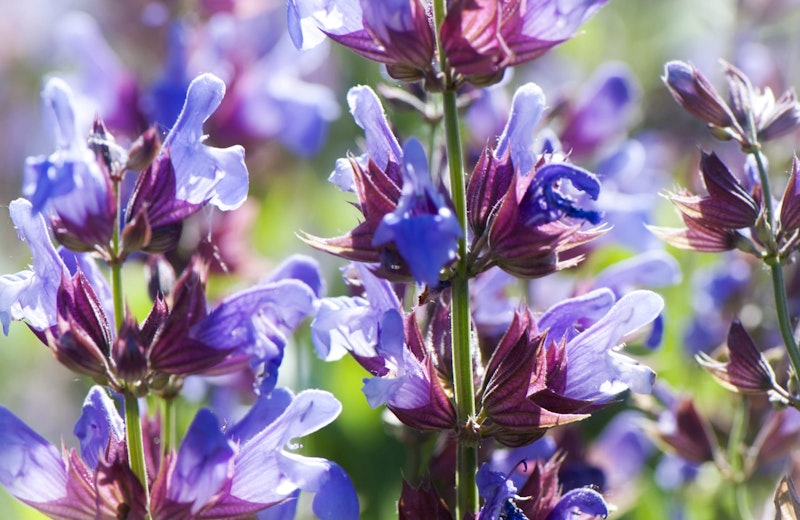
left=163, top=73, right=249, bottom=211
left=556, top=290, right=664, bottom=403
left=72, top=386, right=125, bottom=471
left=373, top=138, right=462, bottom=286
left=22, top=78, right=115, bottom=248
left=156, top=388, right=359, bottom=519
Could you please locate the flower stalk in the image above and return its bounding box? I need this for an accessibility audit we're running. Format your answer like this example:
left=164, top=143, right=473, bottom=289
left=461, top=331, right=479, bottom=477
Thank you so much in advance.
left=746, top=120, right=800, bottom=386
left=434, top=0, right=479, bottom=516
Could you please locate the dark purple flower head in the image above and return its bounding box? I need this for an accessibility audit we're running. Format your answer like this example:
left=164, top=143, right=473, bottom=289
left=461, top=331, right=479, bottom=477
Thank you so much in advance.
left=696, top=319, right=777, bottom=395
left=288, top=0, right=435, bottom=82
left=485, top=159, right=605, bottom=278
left=441, top=0, right=608, bottom=85
left=663, top=59, right=800, bottom=146
left=651, top=151, right=761, bottom=254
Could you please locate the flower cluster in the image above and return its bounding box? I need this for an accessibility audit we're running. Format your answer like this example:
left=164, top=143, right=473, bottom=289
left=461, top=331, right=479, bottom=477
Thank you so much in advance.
left=0, top=73, right=356, bottom=519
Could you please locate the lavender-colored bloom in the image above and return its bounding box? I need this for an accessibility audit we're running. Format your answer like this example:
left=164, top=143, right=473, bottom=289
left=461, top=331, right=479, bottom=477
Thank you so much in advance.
left=72, top=387, right=125, bottom=471
left=538, top=288, right=617, bottom=343
left=23, top=78, right=114, bottom=244
left=559, top=290, right=663, bottom=403
left=0, top=199, right=68, bottom=334
left=191, top=278, right=318, bottom=392
left=163, top=73, right=249, bottom=211
left=373, top=138, right=462, bottom=286
left=288, top=0, right=434, bottom=81
left=0, top=407, right=67, bottom=504
left=225, top=389, right=359, bottom=520
left=311, top=263, right=400, bottom=362
left=287, top=0, right=363, bottom=51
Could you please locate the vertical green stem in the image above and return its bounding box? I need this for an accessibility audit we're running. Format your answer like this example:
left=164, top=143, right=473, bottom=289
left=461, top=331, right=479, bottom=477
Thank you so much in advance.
left=163, top=397, right=177, bottom=455
left=125, top=392, right=151, bottom=512
left=749, top=144, right=800, bottom=383
left=110, top=177, right=149, bottom=511
left=433, top=0, right=479, bottom=517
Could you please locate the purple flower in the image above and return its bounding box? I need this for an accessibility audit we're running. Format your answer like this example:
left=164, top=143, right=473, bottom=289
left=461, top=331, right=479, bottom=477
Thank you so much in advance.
left=163, top=73, right=249, bottom=211
left=545, top=488, right=608, bottom=520
left=441, top=0, right=608, bottom=83
left=311, top=264, right=456, bottom=430
left=153, top=388, right=358, bottom=519
left=0, top=199, right=68, bottom=334
left=476, top=463, right=525, bottom=520
left=373, top=138, right=462, bottom=286
left=288, top=0, right=435, bottom=81
left=72, top=387, right=125, bottom=471
left=0, top=386, right=147, bottom=518
left=22, top=78, right=115, bottom=249
left=557, top=290, right=663, bottom=403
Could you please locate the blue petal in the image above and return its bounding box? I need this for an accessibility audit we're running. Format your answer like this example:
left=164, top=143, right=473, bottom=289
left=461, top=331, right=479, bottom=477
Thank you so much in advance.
left=287, top=0, right=364, bottom=50
left=476, top=463, right=518, bottom=520
left=227, top=388, right=294, bottom=445
left=73, top=386, right=125, bottom=471
left=545, top=487, right=608, bottom=520
left=266, top=254, right=326, bottom=298
left=278, top=453, right=359, bottom=520
left=192, top=279, right=317, bottom=368
left=564, top=290, right=663, bottom=402
left=164, top=73, right=249, bottom=211
left=521, top=162, right=602, bottom=226
left=593, top=250, right=682, bottom=294
left=347, top=85, right=402, bottom=172
left=311, top=296, right=373, bottom=361
left=0, top=199, right=67, bottom=334
left=0, top=407, right=66, bottom=503
left=495, top=83, right=546, bottom=174
left=231, top=390, right=342, bottom=504
left=538, top=288, right=616, bottom=343
left=169, top=409, right=235, bottom=514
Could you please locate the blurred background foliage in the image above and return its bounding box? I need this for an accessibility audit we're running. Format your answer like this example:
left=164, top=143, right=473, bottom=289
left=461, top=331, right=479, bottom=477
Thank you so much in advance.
left=3, top=0, right=800, bottom=518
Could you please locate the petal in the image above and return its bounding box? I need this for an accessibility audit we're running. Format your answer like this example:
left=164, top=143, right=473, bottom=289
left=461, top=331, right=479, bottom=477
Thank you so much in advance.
left=347, top=85, right=402, bottom=172
left=495, top=83, right=546, bottom=174
left=0, top=407, right=67, bottom=503
left=72, top=386, right=125, bottom=471
left=164, top=73, right=249, bottom=210
left=169, top=409, right=235, bottom=514
left=0, top=199, right=67, bottom=334
left=545, top=487, right=608, bottom=520
left=232, top=390, right=342, bottom=503
left=278, top=452, right=359, bottom=520
left=538, top=288, right=616, bottom=342
left=564, top=290, right=663, bottom=402
left=227, top=388, right=294, bottom=445
left=265, top=254, right=326, bottom=298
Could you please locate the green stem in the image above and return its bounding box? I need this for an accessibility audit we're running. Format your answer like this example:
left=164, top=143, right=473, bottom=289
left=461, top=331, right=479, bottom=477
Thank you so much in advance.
left=110, top=173, right=150, bottom=511
left=749, top=144, right=800, bottom=385
left=433, top=1, right=479, bottom=517
left=163, top=397, right=176, bottom=455
left=125, top=392, right=151, bottom=513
